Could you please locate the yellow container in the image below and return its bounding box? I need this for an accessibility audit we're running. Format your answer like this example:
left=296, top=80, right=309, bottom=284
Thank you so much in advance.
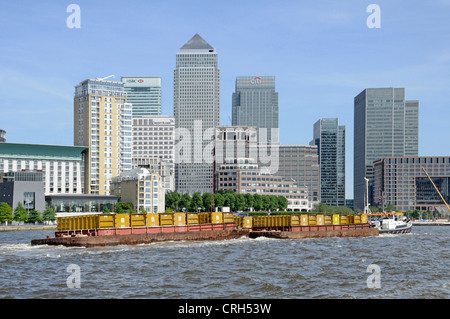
left=308, top=215, right=317, bottom=226
left=130, top=213, right=146, bottom=227
left=347, top=215, right=354, bottom=224
left=198, top=213, right=211, bottom=224
left=187, top=213, right=199, bottom=225
left=211, top=212, right=223, bottom=224
left=340, top=215, right=348, bottom=225
left=361, top=214, right=368, bottom=224
left=300, top=215, right=309, bottom=226
left=290, top=215, right=300, bottom=226
left=354, top=215, right=361, bottom=224
left=233, top=216, right=243, bottom=227
left=174, top=212, right=186, bottom=226
left=98, top=214, right=114, bottom=228
left=243, top=216, right=253, bottom=228
left=324, top=215, right=332, bottom=225
left=114, top=213, right=130, bottom=228
left=223, top=212, right=234, bottom=223
left=316, top=214, right=325, bottom=226
left=160, top=213, right=174, bottom=226
left=332, top=214, right=340, bottom=225
left=146, top=213, right=160, bottom=227
left=57, top=217, right=68, bottom=231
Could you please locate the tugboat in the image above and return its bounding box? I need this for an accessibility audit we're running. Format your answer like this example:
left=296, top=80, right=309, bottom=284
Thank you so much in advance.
left=368, top=212, right=412, bottom=234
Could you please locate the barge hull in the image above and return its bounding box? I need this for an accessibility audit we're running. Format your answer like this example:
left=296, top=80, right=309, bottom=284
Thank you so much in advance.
left=250, top=225, right=379, bottom=239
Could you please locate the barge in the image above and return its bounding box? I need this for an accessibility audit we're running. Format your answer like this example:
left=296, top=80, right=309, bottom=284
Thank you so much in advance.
left=31, top=212, right=379, bottom=247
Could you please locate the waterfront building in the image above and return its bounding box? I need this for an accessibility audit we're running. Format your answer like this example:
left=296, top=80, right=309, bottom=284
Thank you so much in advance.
left=0, top=171, right=45, bottom=212
left=74, top=78, right=133, bottom=195
left=373, top=156, right=450, bottom=214
left=216, top=158, right=309, bottom=211
left=0, top=129, right=5, bottom=143
left=311, top=118, right=345, bottom=207
left=45, top=194, right=118, bottom=213
left=173, top=34, right=220, bottom=195
left=110, top=168, right=165, bottom=213
left=255, top=144, right=320, bottom=210
left=232, top=76, right=279, bottom=145
left=121, top=77, right=162, bottom=117
left=353, top=88, right=419, bottom=211
left=0, top=142, right=87, bottom=195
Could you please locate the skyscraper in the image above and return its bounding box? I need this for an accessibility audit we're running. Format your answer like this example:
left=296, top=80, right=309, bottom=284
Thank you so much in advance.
left=312, top=118, right=345, bottom=207
left=74, top=78, right=132, bottom=195
left=121, top=77, right=162, bottom=117
left=232, top=76, right=279, bottom=145
left=353, top=88, right=419, bottom=211
left=173, top=34, right=220, bottom=195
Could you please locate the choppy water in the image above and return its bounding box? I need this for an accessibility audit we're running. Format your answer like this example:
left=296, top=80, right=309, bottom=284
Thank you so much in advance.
left=0, top=226, right=449, bottom=299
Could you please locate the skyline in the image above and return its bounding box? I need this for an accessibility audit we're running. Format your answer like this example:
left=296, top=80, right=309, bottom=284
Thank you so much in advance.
left=1, top=1, right=450, bottom=199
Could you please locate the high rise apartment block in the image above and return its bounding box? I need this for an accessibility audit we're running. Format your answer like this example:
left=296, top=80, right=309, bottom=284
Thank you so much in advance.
left=311, top=118, right=345, bottom=207
left=232, top=76, right=279, bottom=145
left=74, top=78, right=132, bottom=195
left=173, top=34, right=220, bottom=195
left=354, top=88, right=419, bottom=211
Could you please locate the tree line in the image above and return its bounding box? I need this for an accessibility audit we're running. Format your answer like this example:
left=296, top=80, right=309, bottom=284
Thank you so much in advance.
left=0, top=202, right=56, bottom=224
left=165, top=190, right=289, bottom=212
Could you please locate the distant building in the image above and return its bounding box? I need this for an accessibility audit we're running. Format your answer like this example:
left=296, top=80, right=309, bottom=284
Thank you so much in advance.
left=45, top=194, right=118, bottom=213
left=173, top=34, right=220, bottom=195
left=74, top=78, right=133, bottom=195
left=110, top=168, right=165, bottom=213
left=232, top=76, right=279, bottom=145
left=373, top=156, right=450, bottom=214
left=354, top=88, right=419, bottom=211
left=215, top=158, right=309, bottom=211
left=121, top=77, right=162, bottom=117
left=311, top=118, right=345, bottom=207
left=0, top=171, right=45, bottom=212
left=0, top=142, right=87, bottom=195
left=132, top=116, right=175, bottom=192
left=0, top=129, right=5, bottom=143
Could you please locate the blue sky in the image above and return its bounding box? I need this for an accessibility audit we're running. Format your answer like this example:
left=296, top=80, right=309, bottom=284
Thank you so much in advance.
left=1, top=0, right=449, bottom=198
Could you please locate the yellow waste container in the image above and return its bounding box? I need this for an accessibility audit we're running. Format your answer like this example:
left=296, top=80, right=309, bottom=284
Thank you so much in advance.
left=174, top=212, right=186, bottom=226
left=146, top=213, right=160, bottom=227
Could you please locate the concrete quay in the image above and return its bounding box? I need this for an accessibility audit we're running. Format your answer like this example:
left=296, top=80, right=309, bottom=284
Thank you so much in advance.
left=0, top=224, right=57, bottom=232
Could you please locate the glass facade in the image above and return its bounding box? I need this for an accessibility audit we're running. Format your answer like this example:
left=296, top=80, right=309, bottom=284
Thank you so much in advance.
left=232, top=76, right=279, bottom=145
left=122, top=77, right=162, bottom=117
left=312, top=118, right=345, bottom=207
left=354, top=88, right=419, bottom=211
left=45, top=195, right=118, bottom=213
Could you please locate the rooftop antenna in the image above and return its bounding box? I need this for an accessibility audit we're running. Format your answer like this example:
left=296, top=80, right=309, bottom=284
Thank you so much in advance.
left=97, top=75, right=115, bottom=81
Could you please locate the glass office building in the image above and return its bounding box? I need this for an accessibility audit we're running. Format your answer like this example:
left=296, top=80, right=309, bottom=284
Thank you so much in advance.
left=354, top=88, right=419, bottom=211
left=312, top=118, right=345, bottom=207
left=121, top=77, right=162, bottom=117
left=232, top=76, right=279, bottom=145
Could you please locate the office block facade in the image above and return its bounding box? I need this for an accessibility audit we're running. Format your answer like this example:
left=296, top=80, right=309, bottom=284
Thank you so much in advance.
left=354, top=88, right=419, bottom=211
left=74, top=78, right=132, bottom=195
left=232, top=76, right=279, bottom=145
left=373, top=156, right=450, bottom=213
left=0, top=171, right=45, bottom=211
left=311, top=118, right=345, bottom=207
left=121, top=77, right=162, bottom=117
left=0, top=142, right=87, bottom=195
left=173, top=34, right=220, bottom=195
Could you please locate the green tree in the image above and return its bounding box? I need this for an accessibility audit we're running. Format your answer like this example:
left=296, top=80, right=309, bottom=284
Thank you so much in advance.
left=114, top=203, right=125, bottom=214
left=277, top=196, right=288, bottom=210
left=0, top=202, right=13, bottom=224
left=235, top=193, right=246, bottom=212
left=190, top=192, right=203, bottom=212
left=42, top=206, right=56, bottom=222
left=202, top=192, right=212, bottom=212
left=253, top=194, right=263, bottom=211
left=28, top=210, right=42, bottom=223
left=244, top=193, right=254, bottom=210
left=102, top=206, right=111, bottom=214
left=179, top=193, right=191, bottom=212
left=166, top=192, right=181, bottom=211
left=214, top=193, right=224, bottom=208
left=13, top=202, right=28, bottom=223
left=223, top=192, right=236, bottom=211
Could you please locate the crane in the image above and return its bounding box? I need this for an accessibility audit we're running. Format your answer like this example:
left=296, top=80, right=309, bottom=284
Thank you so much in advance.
left=421, top=167, right=450, bottom=212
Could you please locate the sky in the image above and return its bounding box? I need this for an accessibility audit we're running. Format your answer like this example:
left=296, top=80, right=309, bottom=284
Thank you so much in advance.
left=1, top=0, right=449, bottom=199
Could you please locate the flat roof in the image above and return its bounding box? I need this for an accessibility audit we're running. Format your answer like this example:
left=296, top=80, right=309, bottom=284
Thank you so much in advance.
left=0, top=142, right=88, bottom=161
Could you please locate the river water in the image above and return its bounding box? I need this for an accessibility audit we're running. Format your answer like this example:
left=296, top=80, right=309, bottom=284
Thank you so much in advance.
left=0, top=226, right=449, bottom=299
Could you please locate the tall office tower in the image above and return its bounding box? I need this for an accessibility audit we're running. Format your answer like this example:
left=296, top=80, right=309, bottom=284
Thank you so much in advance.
left=132, top=116, right=175, bottom=192
left=0, top=129, right=5, bottom=143
left=121, top=77, right=162, bottom=117
left=74, top=78, right=133, bottom=195
left=353, top=88, right=419, bottom=211
left=173, top=34, right=220, bottom=195
left=232, top=76, right=279, bottom=145
left=311, top=118, right=345, bottom=207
